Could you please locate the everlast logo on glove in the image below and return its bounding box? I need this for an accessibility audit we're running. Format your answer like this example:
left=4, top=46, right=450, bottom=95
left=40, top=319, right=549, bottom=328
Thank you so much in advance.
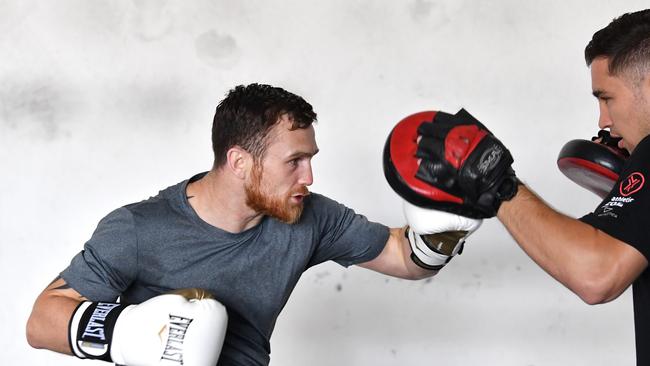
left=74, top=302, right=128, bottom=361
left=81, top=303, right=122, bottom=341
left=161, top=314, right=194, bottom=365
left=69, top=290, right=227, bottom=366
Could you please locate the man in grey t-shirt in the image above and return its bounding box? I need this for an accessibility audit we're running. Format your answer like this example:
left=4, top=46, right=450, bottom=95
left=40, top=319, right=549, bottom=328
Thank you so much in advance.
left=26, top=83, right=481, bottom=366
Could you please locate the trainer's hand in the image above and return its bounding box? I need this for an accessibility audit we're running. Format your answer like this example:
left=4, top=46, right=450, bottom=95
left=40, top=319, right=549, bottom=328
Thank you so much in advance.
left=403, top=200, right=482, bottom=270
left=557, top=130, right=628, bottom=198
left=69, top=288, right=227, bottom=366
left=383, top=109, right=518, bottom=219
left=591, top=129, right=630, bottom=155
left=416, top=109, right=518, bottom=217
left=557, top=130, right=630, bottom=198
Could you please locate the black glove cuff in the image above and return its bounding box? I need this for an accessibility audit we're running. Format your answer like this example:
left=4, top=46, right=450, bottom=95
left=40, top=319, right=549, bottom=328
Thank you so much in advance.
left=69, top=301, right=128, bottom=362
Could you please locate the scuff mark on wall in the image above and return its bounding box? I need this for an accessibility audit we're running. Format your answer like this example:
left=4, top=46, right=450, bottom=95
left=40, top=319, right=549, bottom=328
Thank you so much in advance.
left=0, top=76, right=75, bottom=140
left=195, top=29, right=240, bottom=69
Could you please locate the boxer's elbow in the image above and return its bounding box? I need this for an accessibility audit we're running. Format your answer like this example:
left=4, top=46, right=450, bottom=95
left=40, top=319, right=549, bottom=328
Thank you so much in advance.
left=26, top=312, right=47, bottom=349
left=26, top=294, right=56, bottom=349
left=26, top=291, right=79, bottom=353
left=26, top=307, right=74, bottom=354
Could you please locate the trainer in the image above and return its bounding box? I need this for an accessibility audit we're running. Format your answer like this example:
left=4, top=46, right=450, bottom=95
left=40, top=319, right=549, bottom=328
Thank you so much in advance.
left=400, top=9, right=650, bottom=364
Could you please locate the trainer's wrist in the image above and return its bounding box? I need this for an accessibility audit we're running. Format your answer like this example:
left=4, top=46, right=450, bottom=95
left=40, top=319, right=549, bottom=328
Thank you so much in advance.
left=496, top=180, right=527, bottom=217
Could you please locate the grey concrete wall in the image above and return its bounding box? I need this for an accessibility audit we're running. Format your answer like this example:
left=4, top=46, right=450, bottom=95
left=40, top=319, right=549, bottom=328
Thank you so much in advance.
left=3, top=1, right=645, bottom=365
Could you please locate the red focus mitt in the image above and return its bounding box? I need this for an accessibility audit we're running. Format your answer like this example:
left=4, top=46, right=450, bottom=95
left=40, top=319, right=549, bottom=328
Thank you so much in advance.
left=383, top=109, right=518, bottom=219
left=557, top=130, right=629, bottom=198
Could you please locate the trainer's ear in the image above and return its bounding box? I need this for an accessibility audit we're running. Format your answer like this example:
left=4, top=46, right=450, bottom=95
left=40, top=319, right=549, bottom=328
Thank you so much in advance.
left=226, top=146, right=253, bottom=179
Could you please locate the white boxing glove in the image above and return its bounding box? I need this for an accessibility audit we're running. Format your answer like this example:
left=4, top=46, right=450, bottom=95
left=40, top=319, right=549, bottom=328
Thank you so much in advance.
left=69, top=288, right=228, bottom=366
left=403, top=200, right=482, bottom=270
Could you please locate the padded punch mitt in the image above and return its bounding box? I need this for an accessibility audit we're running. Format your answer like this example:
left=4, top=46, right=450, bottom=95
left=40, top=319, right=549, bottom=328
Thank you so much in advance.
left=383, top=109, right=518, bottom=219
left=383, top=111, right=445, bottom=205
left=557, top=130, right=628, bottom=198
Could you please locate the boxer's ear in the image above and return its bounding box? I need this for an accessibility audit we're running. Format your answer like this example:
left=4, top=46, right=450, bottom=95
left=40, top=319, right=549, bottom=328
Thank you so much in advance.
left=226, top=145, right=253, bottom=179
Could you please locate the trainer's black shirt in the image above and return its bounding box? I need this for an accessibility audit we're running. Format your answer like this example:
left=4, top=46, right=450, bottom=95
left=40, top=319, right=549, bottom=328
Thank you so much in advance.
left=581, top=135, right=650, bottom=365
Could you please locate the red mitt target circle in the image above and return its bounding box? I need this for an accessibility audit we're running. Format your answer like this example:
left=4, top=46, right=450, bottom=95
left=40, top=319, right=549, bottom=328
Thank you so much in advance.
left=384, top=111, right=462, bottom=205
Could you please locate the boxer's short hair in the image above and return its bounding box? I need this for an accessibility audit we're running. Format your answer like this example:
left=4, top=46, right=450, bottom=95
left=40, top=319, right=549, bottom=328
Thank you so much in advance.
left=211, top=83, right=317, bottom=167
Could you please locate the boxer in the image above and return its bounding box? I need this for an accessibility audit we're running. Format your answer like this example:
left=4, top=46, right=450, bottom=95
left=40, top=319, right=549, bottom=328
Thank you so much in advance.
left=27, top=83, right=485, bottom=366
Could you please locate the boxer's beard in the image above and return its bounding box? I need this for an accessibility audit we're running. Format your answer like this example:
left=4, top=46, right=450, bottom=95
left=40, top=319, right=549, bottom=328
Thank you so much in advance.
left=245, top=164, right=308, bottom=224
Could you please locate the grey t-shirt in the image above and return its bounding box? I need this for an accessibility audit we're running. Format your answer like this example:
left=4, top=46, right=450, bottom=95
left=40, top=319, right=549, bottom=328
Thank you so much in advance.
left=61, top=173, right=389, bottom=366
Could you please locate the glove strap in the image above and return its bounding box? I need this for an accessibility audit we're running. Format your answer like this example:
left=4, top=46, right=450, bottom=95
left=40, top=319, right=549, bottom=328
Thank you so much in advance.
left=68, top=301, right=128, bottom=362
left=406, top=227, right=467, bottom=270
left=494, top=175, right=522, bottom=204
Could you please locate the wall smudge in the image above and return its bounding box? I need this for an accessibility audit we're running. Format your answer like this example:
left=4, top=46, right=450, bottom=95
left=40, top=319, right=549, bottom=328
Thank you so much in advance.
left=195, top=30, right=240, bottom=69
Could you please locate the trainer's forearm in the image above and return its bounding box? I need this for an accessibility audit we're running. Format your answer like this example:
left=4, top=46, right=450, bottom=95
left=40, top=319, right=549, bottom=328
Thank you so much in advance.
left=496, top=185, right=614, bottom=299
left=26, top=280, right=84, bottom=354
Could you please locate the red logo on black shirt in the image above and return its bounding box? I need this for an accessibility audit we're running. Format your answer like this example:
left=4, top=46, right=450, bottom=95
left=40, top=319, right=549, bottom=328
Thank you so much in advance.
left=620, top=172, right=645, bottom=197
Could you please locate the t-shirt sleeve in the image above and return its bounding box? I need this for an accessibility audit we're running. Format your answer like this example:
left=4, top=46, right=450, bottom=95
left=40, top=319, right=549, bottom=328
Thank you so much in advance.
left=307, top=194, right=390, bottom=267
left=60, top=207, right=138, bottom=301
left=579, top=136, right=650, bottom=261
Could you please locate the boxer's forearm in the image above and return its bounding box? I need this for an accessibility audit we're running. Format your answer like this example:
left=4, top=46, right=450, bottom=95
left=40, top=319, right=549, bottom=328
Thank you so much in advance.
left=358, top=227, right=438, bottom=280
left=497, top=185, right=639, bottom=303
left=26, top=279, right=84, bottom=354
left=395, top=227, right=441, bottom=280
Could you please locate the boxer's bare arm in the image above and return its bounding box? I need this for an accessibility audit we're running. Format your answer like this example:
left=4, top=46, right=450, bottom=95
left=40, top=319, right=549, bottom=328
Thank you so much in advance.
left=498, top=185, right=648, bottom=304
left=358, top=227, right=437, bottom=280
left=26, top=276, right=87, bottom=354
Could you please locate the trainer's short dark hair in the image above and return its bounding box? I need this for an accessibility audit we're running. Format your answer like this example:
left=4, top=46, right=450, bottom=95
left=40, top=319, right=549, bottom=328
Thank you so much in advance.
left=211, top=83, right=317, bottom=168
left=585, top=9, right=650, bottom=78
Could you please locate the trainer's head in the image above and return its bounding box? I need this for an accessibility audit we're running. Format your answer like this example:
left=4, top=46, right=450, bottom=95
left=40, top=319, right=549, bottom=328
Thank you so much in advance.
left=585, top=9, right=650, bottom=81
left=585, top=10, right=650, bottom=152
left=211, top=83, right=317, bottom=169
